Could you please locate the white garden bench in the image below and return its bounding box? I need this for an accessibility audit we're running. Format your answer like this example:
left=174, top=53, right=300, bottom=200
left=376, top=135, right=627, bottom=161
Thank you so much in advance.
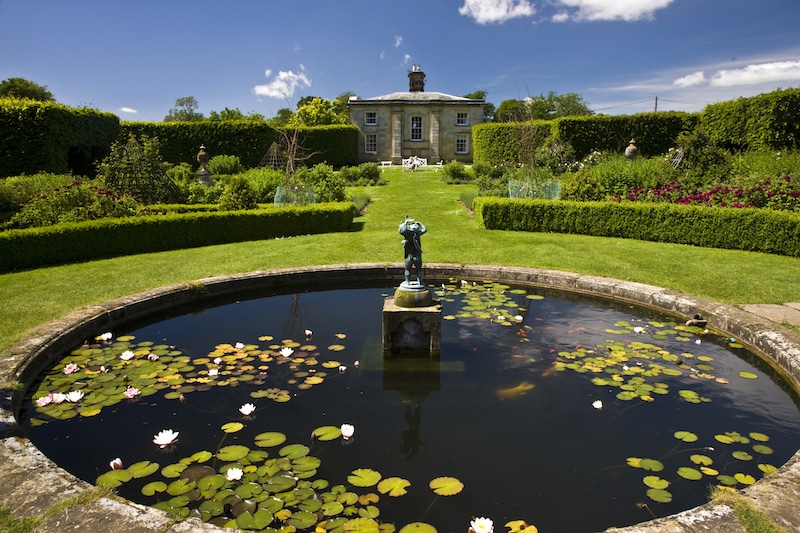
left=380, top=161, right=393, bottom=171
left=402, top=157, right=427, bottom=171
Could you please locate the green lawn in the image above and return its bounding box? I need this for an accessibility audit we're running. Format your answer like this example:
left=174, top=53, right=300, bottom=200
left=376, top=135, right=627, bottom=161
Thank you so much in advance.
left=2, top=168, right=800, bottom=353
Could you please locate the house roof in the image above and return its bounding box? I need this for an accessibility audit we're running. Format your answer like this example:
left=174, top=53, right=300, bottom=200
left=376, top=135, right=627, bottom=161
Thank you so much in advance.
left=349, top=91, right=483, bottom=104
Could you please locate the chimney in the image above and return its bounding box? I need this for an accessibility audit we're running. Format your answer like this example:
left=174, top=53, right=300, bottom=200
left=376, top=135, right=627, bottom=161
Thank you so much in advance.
left=408, top=64, right=425, bottom=92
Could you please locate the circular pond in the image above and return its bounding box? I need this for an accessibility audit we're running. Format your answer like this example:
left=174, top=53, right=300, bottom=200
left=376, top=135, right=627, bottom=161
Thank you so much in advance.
left=19, top=278, right=800, bottom=533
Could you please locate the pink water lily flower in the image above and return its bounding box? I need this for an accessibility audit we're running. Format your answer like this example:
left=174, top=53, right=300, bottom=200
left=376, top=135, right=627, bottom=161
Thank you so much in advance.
left=64, top=363, right=79, bottom=374
left=340, top=424, right=355, bottom=440
left=124, top=386, right=140, bottom=399
left=153, top=429, right=179, bottom=448
left=239, top=403, right=256, bottom=416
left=226, top=467, right=243, bottom=481
left=36, top=394, right=53, bottom=406
left=109, top=458, right=124, bottom=470
left=147, top=353, right=159, bottom=361
left=470, top=517, right=494, bottom=533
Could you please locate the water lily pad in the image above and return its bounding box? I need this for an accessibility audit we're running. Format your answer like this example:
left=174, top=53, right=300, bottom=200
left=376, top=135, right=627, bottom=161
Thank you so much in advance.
left=221, top=422, right=244, bottom=433
left=738, top=371, right=758, bottom=379
left=749, top=432, right=770, bottom=442
left=343, top=518, right=381, bottom=532
left=321, top=501, right=345, bottom=516
left=166, top=478, right=195, bottom=496
left=677, top=467, right=703, bottom=480
left=429, top=476, right=463, bottom=496
left=734, top=473, right=756, bottom=485
left=217, top=445, right=250, bottom=461
left=399, top=522, right=436, bottom=533
left=378, top=477, right=411, bottom=497
left=129, top=460, right=160, bottom=479
left=673, top=430, right=698, bottom=442
left=758, top=463, right=778, bottom=474
left=639, top=459, right=664, bottom=472
left=254, top=432, right=286, bottom=447
left=311, top=425, right=341, bottom=441
left=732, top=450, right=753, bottom=461
left=96, top=469, right=133, bottom=488
left=690, top=454, right=713, bottom=466
left=279, top=443, right=309, bottom=459
left=348, top=469, right=382, bottom=487
left=236, top=509, right=274, bottom=530
left=717, top=474, right=738, bottom=486
left=141, top=481, right=167, bottom=496
left=643, top=476, right=669, bottom=489
left=646, top=488, right=672, bottom=503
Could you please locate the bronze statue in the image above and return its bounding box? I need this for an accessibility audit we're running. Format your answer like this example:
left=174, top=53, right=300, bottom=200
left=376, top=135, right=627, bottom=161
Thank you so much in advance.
left=398, top=216, right=427, bottom=285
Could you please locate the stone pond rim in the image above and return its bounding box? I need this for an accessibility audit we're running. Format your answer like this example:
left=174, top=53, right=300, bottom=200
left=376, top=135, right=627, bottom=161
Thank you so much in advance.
left=2, top=262, right=800, bottom=532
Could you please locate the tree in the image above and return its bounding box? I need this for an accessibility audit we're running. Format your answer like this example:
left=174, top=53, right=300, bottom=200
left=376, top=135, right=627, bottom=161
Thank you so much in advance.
left=207, top=107, right=264, bottom=122
left=0, top=77, right=55, bottom=101
left=163, top=96, right=204, bottom=122
left=495, top=99, right=529, bottom=122
left=463, top=90, right=496, bottom=122
left=288, top=97, right=349, bottom=127
left=268, top=108, right=294, bottom=128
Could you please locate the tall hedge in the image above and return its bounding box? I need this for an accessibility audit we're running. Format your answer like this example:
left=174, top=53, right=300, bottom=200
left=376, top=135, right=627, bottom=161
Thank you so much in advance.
left=0, top=202, right=354, bottom=273
left=0, top=99, right=120, bottom=178
left=475, top=197, right=800, bottom=257
left=701, top=87, right=800, bottom=151
left=120, top=122, right=359, bottom=169
left=472, top=112, right=697, bottom=165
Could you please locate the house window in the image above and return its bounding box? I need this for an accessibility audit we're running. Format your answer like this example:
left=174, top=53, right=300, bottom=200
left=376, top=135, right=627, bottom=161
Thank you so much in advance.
left=456, top=133, right=468, bottom=154
left=456, top=112, right=468, bottom=126
left=365, top=133, right=377, bottom=154
left=365, top=112, right=377, bottom=125
left=411, top=116, right=423, bottom=141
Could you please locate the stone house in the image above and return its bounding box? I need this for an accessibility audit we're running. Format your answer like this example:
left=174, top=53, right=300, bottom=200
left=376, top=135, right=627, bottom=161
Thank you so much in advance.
left=348, top=66, right=485, bottom=164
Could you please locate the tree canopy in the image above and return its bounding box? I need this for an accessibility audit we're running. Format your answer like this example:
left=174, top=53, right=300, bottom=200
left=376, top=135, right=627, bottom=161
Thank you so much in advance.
left=163, top=96, right=204, bottom=122
left=0, top=77, right=55, bottom=101
left=496, top=92, right=594, bottom=121
left=463, top=90, right=496, bottom=122
left=288, top=96, right=350, bottom=127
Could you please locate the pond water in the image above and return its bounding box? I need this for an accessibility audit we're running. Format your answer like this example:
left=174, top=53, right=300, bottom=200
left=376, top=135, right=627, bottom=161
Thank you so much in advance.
left=21, top=280, right=800, bottom=533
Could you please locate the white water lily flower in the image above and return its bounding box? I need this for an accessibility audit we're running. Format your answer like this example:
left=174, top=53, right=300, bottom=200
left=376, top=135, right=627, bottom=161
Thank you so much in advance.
left=514, top=315, right=524, bottom=323
left=633, top=326, right=646, bottom=334
left=153, top=429, right=179, bottom=448
left=51, top=393, right=67, bottom=404
left=470, top=517, right=494, bottom=533
left=120, top=350, right=135, bottom=361
left=304, top=329, right=313, bottom=338
left=592, top=400, right=603, bottom=410
left=279, top=347, right=294, bottom=357
left=235, top=342, right=245, bottom=349
left=98, top=332, right=113, bottom=342
left=339, top=365, right=347, bottom=373
left=226, top=467, right=243, bottom=481
left=208, top=368, right=219, bottom=377
left=213, top=357, right=222, bottom=364
left=239, top=403, right=256, bottom=416
left=66, top=390, right=84, bottom=403
left=340, top=424, right=355, bottom=440
left=109, top=458, right=124, bottom=470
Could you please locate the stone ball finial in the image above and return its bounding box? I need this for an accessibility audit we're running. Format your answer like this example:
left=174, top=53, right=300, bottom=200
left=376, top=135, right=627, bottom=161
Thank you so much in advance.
left=625, top=138, right=639, bottom=160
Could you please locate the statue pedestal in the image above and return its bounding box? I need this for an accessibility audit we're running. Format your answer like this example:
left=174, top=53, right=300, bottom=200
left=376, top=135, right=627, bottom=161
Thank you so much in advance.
left=382, top=283, right=441, bottom=355
left=197, top=168, right=214, bottom=186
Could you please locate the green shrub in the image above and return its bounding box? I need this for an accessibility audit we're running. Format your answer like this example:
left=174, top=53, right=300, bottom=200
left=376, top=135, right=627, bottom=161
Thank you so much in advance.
left=207, top=154, right=243, bottom=175
left=218, top=175, right=257, bottom=211
left=8, top=180, right=141, bottom=228
left=472, top=161, right=505, bottom=181
left=560, top=169, right=605, bottom=201
left=441, top=161, right=473, bottom=183
left=295, top=163, right=346, bottom=203
left=0, top=173, right=76, bottom=214
left=534, top=139, right=576, bottom=175
left=239, top=167, right=286, bottom=203
left=339, top=163, right=383, bottom=186
left=728, top=150, right=800, bottom=188
left=350, top=192, right=370, bottom=215
left=675, top=127, right=730, bottom=187
left=584, top=154, right=676, bottom=196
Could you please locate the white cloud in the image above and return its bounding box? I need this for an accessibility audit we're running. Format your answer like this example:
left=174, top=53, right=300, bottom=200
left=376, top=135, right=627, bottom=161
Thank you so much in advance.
left=395, top=35, right=403, bottom=47
left=117, top=107, right=137, bottom=114
left=551, top=11, right=570, bottom=22
left=556, top=0, right=674, bottom=22
left=253, top=66, right=311, bottom=99
left=673, top=71, right=706, bottom=88
left=379, top=50, right=385, bottom=60
left=402, top=54, right=411, bottom=65
left=458, top=0, right=535, bottom=24
left=710, top=60, right=800, bottom=87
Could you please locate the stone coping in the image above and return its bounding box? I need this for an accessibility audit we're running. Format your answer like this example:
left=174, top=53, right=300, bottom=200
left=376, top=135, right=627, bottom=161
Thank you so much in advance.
left=2, top=263, right=800, bottom=532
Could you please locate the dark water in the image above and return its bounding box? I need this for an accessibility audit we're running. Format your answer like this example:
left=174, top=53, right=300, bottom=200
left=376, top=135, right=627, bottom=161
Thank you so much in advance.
left=21, top=282, right=800, bottom=533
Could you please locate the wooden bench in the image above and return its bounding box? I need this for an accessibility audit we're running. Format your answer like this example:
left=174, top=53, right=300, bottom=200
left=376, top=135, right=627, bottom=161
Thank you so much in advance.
left=402, top=157, right=427, bottom=171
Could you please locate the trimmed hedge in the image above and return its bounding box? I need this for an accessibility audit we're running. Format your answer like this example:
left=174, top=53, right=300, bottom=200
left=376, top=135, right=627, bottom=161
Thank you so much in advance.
left=0, top=99, right=120, bottom=178
left=475, top=197, right=800, bottom=257
left=0, top=203, right=354, bottom=273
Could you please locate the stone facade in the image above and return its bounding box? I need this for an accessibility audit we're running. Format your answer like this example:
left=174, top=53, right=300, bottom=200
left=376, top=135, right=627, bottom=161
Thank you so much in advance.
left=348, top=67, right=484, bottom=164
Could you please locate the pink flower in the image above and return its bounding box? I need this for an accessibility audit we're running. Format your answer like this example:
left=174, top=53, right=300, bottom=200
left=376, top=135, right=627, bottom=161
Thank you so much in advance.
left=109, top=458, right=124, bottom=470
left=340, top=424, right=355, bottom=440
left=124, top=386, right=140, bottom=399
left=64, top=363, right=79, bottom=374
left=147, top=353, right=159, bottom=361
left=36, top=395, right=53, bottom=407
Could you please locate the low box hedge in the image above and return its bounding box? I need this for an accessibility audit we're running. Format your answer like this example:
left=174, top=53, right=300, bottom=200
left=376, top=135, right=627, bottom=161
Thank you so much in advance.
left=475, top=197, right=800, bottom=257
left=0, top=202, right=354, bottom=273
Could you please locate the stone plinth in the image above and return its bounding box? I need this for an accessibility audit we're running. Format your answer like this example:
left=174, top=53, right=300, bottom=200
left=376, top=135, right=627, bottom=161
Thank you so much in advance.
left=382, top=294, right=442, bottom=355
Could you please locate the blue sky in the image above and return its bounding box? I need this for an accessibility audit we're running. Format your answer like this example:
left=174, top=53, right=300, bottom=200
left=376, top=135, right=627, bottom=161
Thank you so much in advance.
left=1, top=0, right=798, bottom=122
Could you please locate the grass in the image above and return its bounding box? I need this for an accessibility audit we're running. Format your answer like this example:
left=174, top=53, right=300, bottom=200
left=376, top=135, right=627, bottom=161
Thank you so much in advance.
left=2, top=167, right=800, bottom=354
left=710, top=489, right=789, bottom=533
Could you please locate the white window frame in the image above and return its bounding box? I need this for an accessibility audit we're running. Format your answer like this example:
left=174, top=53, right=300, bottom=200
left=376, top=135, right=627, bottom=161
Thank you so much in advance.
left=365, top=112, right=377, bottom=125
left=456, top=133, right=469, bottom=154
left=365, top=133, right=377, bottom=154
left=456, top=112, right=469, bottom=126
left=410, top=116, right=423, bottom=141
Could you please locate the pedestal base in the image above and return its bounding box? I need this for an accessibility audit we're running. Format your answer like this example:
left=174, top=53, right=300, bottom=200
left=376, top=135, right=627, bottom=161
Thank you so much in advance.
left=382, top=297, right=442, bottom=355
